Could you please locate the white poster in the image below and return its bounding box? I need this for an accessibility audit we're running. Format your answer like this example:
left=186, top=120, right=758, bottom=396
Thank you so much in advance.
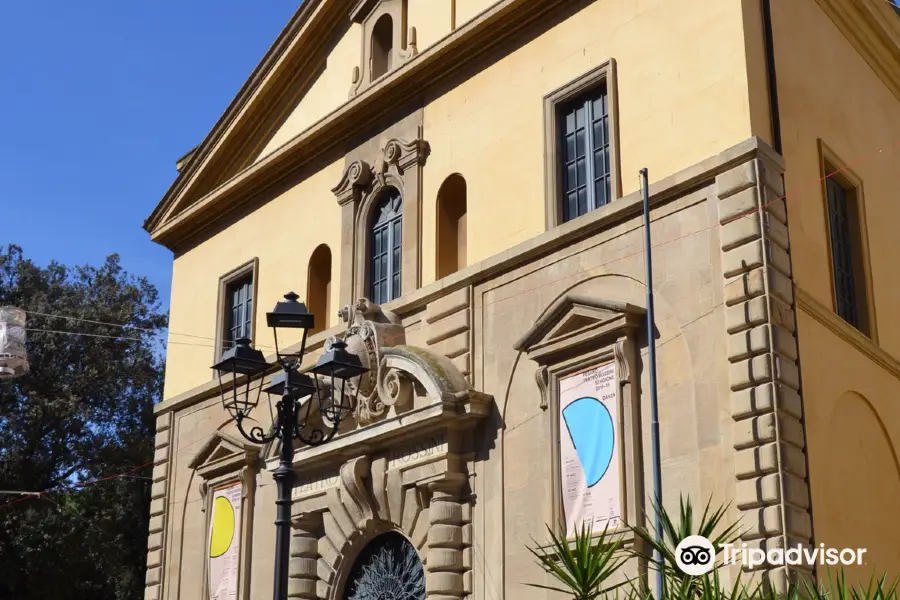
left=207, top=482, right=242, bottom=600
left=559, top=362, right=621, bottom=538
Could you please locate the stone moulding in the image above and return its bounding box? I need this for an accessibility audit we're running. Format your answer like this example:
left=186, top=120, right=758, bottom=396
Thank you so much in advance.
left=152, top=136, right=784, bottom=419
left=281, top=298, right=488, bottom=600
left=271, top=298, right=492, bottom=472
left=333, top=134, right=430, bottom=304
left=188, top=429, right=261, bottom=600
left=515, top=293, right=646, bottom=543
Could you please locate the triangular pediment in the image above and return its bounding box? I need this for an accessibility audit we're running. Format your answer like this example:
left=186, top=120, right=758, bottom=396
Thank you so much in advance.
left=144, top=0, right=353, bottom=244
left=514, top=295, right=645, bottom=363
left=189, top=431, right=260, bottom=478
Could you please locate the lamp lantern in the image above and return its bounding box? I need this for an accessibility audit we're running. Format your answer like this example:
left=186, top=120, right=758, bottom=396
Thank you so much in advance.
left=310, top=339, right=368, bottom=422
left=210, top=291, right=368, bottom=600
left=211, top=337, right=268, bottom=421
left=266, top=291, right=313, bottom=358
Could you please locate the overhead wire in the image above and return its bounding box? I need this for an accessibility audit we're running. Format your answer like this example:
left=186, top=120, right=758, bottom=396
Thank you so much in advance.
left=14, top=137, right=896, bottom=375
left=20, top=133, right=897, bottom=350
left=0, top=461, right=153, bottom=511
left=2, top=137, right=894, bottom=523
left=22, top=309, right=277, bottom=350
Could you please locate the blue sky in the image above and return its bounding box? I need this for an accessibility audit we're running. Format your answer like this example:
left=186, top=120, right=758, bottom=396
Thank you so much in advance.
left=0, top=1, right=299, bottom=314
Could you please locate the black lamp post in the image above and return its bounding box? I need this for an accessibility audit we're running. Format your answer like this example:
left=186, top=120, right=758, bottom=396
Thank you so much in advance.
left=211, top=291, right=368, bottom=600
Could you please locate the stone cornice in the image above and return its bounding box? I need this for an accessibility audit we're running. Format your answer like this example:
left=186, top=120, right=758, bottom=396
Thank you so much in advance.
left=813, top=0, right=900, bottom=102
left=796, top=287, right=900, bottom=380
left=153, top=136, right=779, bottom=416
left=145, top=0, right=572, bottom=251
left=143, top=0, right=341, bottom=235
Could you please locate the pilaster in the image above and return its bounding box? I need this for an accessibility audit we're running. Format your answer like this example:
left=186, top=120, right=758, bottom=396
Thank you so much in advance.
left=425, top=475, right=467, bottom=600
left=288, top=514, right=322, bottom=600
left=145, top=412, right=172, bottom=600
left=716, top=153, right=814, bottom=592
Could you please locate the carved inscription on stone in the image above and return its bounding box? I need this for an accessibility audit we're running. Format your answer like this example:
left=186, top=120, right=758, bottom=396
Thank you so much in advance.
left=293, top=469, right=340, bottom=499
left=386, top=435, right=447, bottom=471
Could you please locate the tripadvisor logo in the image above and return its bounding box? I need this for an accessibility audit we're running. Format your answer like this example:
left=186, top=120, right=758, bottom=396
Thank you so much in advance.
left=674, top=535, right=868, bottom=576
left=675, top=536, right=716, bottom=576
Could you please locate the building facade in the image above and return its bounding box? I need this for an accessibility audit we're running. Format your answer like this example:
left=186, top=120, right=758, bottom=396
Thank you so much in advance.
left=143, top=0, right=900, bottom=598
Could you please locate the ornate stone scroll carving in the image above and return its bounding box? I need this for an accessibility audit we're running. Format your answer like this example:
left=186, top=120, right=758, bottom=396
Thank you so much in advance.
left=199, top=480, right=209, bottom=512
left=285, top=299, right=491, bottom=599
left=535, top=365, right=550, bottom=410
left=336, top=298, right=407, bottom=425
left=332, top=160, right=374, bottom=206
left=378, top=137, right=430, bottom=177
left=340, top=456, right=379, bottom=529
left=332, top=299, right=486, bottom=427
left=347, top=0, right=416, bottom=98
left=398, top=27, right=418, bottom=61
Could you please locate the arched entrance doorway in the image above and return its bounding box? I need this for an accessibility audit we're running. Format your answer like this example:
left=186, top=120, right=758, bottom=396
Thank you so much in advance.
left=343, top=532, right=425, bottom=600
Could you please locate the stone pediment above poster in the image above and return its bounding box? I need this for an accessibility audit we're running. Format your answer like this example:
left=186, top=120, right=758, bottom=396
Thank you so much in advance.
left=288, top=298, right=493, bottom=471
left=515, top=295, right=646, bottom=365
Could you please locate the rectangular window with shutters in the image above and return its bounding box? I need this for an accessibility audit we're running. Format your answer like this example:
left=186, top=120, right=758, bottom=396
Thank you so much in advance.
left=226, top=276, right=253, bottom=344
left=560, top=88, right=611, bottom=222
left=543, top=60, right=620, bottom=228
left=214, top=259, right=259, bottom=363
left=821, top=148, right=875, bottom=338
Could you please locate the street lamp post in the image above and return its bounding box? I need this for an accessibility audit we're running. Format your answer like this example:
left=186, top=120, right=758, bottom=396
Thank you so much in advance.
left=211, top=292, right=369, bottom=600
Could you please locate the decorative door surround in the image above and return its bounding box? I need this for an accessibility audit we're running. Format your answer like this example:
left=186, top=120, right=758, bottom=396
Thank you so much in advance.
left=279, top=299, right=491, bottom=600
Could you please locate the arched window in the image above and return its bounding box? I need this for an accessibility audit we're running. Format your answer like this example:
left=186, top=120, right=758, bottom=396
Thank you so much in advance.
left=343, top=532, right=424, bottom=600
left=370, top=188, right=403, bottom=304
left=370, top=14, right=394, bottom=80
left=435, top=174, right=467, bottom=279
left=306, top=244, right=332, bottom=334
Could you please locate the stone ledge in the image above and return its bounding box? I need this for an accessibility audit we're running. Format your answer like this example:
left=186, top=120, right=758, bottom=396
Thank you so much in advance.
left=155, top=136, right=781, bottom=417
left=425, top=288, right=470, bottom=324
left=425, top=309, right=470, bottom=345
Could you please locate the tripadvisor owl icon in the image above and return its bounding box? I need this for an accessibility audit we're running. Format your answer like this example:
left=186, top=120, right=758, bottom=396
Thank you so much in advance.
left=675, top=535, right=716, bottom=576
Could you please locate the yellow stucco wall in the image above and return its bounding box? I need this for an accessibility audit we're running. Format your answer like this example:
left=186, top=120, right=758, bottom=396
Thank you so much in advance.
left=408, top=0, right=452, bottom=50
left=163, top=160, right=344, bottom=399
left=455, top=0, right=495, bottom=27
left=775, top=0, right=900, bottom=355
left=772, top=0, right=900, bottom=579
left=166, top=0, right=757, bottom=396
left=255, top=23, right=362, bottom=162
left=796, top=314, right=900, bottom=578
left=421, top=0, right=754, bottom=283
left=254, top=0, right=458, bottom=163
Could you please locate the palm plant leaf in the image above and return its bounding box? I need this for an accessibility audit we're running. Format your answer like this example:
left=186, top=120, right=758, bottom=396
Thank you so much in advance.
left=629, top=495, right=743, bottom=594
left=526, top=521, right=630, bottom=600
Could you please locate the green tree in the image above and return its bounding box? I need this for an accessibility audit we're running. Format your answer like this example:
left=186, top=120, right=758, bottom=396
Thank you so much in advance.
left=0, top=244, right=166, bottom=600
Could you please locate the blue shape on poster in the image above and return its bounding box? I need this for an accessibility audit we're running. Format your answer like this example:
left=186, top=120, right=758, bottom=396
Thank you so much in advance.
left=562, top=397, right=614, bottom=487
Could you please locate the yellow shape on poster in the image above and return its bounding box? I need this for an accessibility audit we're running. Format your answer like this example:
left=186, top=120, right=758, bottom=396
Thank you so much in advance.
left=209, top=496, right=235, bottom=558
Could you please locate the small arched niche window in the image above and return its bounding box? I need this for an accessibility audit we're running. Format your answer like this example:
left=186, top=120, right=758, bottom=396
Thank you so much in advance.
left=436, top=174, right=467, bottom=279
left=370, top=188, right=403, bottom=304
left=306, top=244, right=332, bottom=334
left=370, top=14, right=394, bottom=81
